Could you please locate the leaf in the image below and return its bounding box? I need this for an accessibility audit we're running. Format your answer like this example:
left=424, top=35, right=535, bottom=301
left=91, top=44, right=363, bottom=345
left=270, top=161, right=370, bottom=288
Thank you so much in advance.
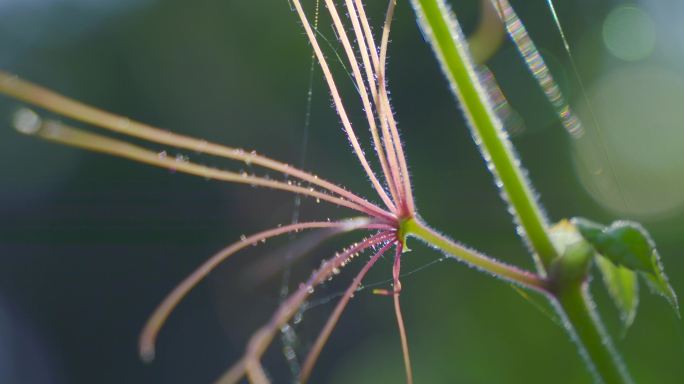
left=641, top=255, right=679, bottom=315
left=573, top=218, right=679, bottom=315
left=572, top=218, right=648, bottom=271
left=595, top=255, right=639, bottom=330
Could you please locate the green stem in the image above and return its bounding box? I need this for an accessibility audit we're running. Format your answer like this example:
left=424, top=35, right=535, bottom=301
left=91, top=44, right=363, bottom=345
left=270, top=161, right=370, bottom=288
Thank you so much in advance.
left=404, top=218, right=546, bottom=293
left=556, top=284, right=632, bottom=384
left=410, top=0, right=557, bottom=270
left=409, top=1, right=633, bottom=382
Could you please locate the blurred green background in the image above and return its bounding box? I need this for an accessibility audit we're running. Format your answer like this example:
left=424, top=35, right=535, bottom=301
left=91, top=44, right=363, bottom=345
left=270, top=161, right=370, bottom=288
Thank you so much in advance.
left=1, top=0, right=683, bottom=383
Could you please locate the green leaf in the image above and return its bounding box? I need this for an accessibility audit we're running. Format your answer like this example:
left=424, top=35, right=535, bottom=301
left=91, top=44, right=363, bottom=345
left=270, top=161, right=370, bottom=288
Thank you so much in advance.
left=572, top=218, right=649, bottom=271
left=573, top=218, right=679, bottom=314
left=641, top=257, right=679, bottom=315
left=595, top=255, right=639, bottom=330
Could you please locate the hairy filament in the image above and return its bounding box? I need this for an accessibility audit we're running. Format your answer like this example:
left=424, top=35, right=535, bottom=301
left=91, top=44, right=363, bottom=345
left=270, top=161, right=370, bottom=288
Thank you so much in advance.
left=324, top=0, right=408, bottom=213
left=299, top=241, right=395, bottom=382
left=244, top=222, right=395, bottom=286
left=217, top=232, right=394, bottom=383
left=348, top=0, right=410, bottom=213
left=13, top=113, right=396, bottom=220
left=392, top=244, right=413, bottom=384
left=370, top=0, right=416, bottom=216
left=352, top=0, right=408, bottom=212
left=291, top=1, right=397, bottom=213
left=0, top=71, right=391, bottom=219
left=353, top=0, right=381, bottom=76
left=247, top=228, right=345, bottom=288
left=351, top=0, right=400, bottom=188
left=138, top=218, right=374, bottom=362
left=347, top=0, right=415, bottom=216
left=343, top=0, right=403, bottom=206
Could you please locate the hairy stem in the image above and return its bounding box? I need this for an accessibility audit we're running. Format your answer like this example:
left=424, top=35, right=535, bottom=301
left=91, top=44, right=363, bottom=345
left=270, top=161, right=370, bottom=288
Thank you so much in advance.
left=410, top=0, right=557, bottom=270
left=409, top=1, right=633, bottom=383
left=405, top=218, right=546, bottom=292
left=555, top=284, right=632, bottom=384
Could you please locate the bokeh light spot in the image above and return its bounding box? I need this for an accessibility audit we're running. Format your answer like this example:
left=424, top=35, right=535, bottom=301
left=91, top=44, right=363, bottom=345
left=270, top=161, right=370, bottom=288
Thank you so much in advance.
left=602, top=6, right=655, bottom=61
left=573, top=66, right=684, bottom=219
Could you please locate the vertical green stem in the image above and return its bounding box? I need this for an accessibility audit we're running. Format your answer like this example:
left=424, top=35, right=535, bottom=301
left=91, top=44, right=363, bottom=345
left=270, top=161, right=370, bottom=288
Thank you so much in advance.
left=409, top=1, right=632, bottom=383
left=410, top=0, right=557, bottom=270
left=556, top=284, right=632, bottom=384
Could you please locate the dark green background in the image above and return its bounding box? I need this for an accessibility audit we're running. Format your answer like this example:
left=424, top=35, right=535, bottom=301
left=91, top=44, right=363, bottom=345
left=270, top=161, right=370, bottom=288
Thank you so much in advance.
left=1, top=1, right=682, bottom=383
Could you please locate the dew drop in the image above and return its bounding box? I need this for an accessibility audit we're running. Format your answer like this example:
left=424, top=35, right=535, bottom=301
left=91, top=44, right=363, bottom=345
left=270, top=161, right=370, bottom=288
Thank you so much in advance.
left=244, top=155, right=253, bottom=166
left=195, top=140, right=208, bottom=154
left=13, top=108, right=41, bottom=135
left=118, top=117, right=131, bottom=130
left=280, top=324, right=292, bottom=334
left=283, top=346, right=296, bottom=361
left=293, top=311, right=303, bottom=324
